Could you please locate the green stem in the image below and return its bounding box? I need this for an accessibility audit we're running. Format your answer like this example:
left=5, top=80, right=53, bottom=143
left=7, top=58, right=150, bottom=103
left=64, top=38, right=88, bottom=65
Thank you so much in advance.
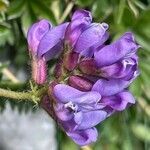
left=0, top=88, right=32, bottom=100
left=0, top=86, right=48, bottom=103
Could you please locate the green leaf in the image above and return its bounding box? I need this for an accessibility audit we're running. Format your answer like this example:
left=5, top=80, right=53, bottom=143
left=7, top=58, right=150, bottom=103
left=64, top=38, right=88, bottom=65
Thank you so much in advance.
left=127, top=0, right=139, bottom=18
left=92, top=0, right=111, bottom=21
left=76, top=0, right=94, bottom=7
left=134, top=9, right=150, bottom=39
left=134, top=0, right=146, bottom=10
left=130, top=77, right=142, bottom=97
left=30, top=0, right=57, bottom=25
left=131, top=124, right=150, bottom=142
left=134, top=33, right=150, bottom=53
left=0, top=23, right=14, bottom=45
left=0, top=62, right=9, bottom=71
left=121, top=7, right=136, bottom=27
left=7, top=0, right=25, bottom=19
left=0, top=0, right=9, bottom=12
left=21, top=2, right=37, bottom=37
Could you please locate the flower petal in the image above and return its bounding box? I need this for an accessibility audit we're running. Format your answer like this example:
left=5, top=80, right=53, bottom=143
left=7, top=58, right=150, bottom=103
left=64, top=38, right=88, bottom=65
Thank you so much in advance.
left=74, top=23, right=109, bottom=57
left=65, top=10, right=92, bottom=47
left=42, top=41, right=62, bottom=61
left=54, top=103, right=74, bottom=121
left=75, top=110, right=107, bottom=130
left=38, top=22, right=69, bottom=59
left=101, top=91, right=135, bottom=111
left=100, top=55, right=138, bottom=79
left=71, top=9, right=92, bottom=21
left=92, top=79, right=130, bottom=96
left=54, top=84, right=101, bottom=104
left=94, top=32, right=139, bottom=67
left=66, top=127, right=98, bottom=146
left=27, top=19, right=52, bottom=54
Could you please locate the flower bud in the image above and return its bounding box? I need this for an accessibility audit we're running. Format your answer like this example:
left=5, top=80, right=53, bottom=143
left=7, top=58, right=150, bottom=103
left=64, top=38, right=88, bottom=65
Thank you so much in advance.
left=68, top=75, right=93, bottom=91
left=27, top=19, right=51, bottom=55
left=63, top=52, right=79, bottom=71
left=54, top=60, right=63, bottom=79
left=32, top=57, right=47, bottom=84
left=79, top=59, right=100, bottom=76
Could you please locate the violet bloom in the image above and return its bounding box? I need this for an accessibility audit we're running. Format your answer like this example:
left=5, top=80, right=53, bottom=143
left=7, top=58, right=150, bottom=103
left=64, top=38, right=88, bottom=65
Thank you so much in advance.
left=53, top=84, right=107, bottom=146
left=27, top=19, right=68, bottom=84
left=65, top=9, right=109, bottom=57
left=32, top=9, right=139, bottom=146
left=27, top=19, right=51, bottom=55
left=77, top=32, right=139, bottom=95
left=53, top=84, right=135, bottom=146
left=64, top=10, right=140, bottom=95
left=27, top=19, right=51, bottom=84
left=27, top=19, right=69, bottom=61
left=92, top=32, right=140, bottom=96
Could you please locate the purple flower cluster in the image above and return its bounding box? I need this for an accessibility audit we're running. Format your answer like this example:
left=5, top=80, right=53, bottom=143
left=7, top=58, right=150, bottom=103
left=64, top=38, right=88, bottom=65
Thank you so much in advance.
left=27, top=9, right=140, bottom=146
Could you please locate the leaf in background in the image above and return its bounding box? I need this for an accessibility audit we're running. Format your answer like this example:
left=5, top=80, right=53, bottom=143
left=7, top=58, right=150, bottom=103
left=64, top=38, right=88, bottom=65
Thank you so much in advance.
left=92, top=0, right=112, bottom=21
left=51, top=0, right=61, bottom=23
left=140, top=60, right=150, bottom=90
left=130, top=77, right=142, bottom=98
left=62, top=137, right=78, bottom=150
left=127, top=0, right=139, bottom=18
left=134, top=33, right=150, bottom=54
left=7, top=0, right=25, bottom=20
left=76, top=0, right=94, bottom=7
left=30, top=0, right=57, bottom=25
left=131, top=124, right=150, bottom=142
left=134, top=0, right=146, bottom=10
left=121, top=7, right=135, bottom=27
left=0, top=22, right=14, bottom=45
left=0, top=62, right=8, bottom=71
left=21, top=2, right=37, bottom=37
left=0, top=0, right=9, bottom=12
left=134, top=8, right=150, bottom=39
left=0, top=22, right=10, bottom=32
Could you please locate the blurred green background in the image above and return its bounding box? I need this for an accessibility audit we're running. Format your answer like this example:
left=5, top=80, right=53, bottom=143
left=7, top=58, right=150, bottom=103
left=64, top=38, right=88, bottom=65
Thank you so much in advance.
left=0, top=0, right=150, bottom=150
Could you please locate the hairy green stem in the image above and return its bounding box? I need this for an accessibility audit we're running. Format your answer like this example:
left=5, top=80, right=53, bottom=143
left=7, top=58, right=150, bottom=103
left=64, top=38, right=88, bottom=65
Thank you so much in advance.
left=0, top=88, right=32, bottom=100
left=0, top=86, right=48, bottom=103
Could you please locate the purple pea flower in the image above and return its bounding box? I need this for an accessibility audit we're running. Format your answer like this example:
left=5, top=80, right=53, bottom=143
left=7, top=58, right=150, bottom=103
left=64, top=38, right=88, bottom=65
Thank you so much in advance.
left=37, top=22, right=69, bottom=61
left=27, top=19, right=51, bottom=84
left=27, top=19, right=69, bottom=61
left=53, top=84, right=107, bottom=146
left=30, top=9, right=140, bottom=146
left=65, top=9, right=109, bottom=57
left=52, top=84, right=135, bottom=146
left=92, top=32, right=140, bottom=96
left=27, top=19, right=69, bottom=84
left=27, top=19, right=52, bottom=55
left=98, top=90, right=135, bottom=117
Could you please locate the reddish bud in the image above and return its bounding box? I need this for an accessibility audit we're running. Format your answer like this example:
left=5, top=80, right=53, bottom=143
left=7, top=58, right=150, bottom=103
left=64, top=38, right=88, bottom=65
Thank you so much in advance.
left=32, top=57, right=47, bottom=84
left=63, top=51, right=79, bottom=71
left=79, top=59, right=100, bottom=76
left=54, top=60, right=63, bottom=79
left=68, top=75, right=93, bottom=91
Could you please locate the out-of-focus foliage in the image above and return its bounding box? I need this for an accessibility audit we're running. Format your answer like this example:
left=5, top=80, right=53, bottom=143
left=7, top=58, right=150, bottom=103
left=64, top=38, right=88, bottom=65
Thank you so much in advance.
left=0, top=0, right=150, bottom=149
